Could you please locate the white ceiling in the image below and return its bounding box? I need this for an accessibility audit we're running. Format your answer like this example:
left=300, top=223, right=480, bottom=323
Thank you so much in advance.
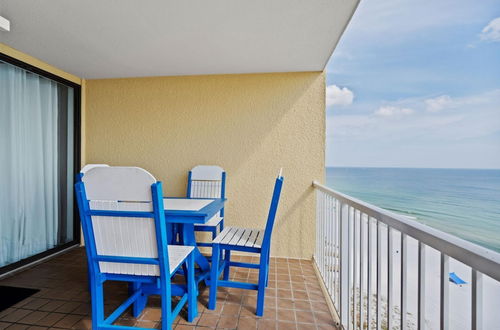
left=0, top=0, right=359, bottom=79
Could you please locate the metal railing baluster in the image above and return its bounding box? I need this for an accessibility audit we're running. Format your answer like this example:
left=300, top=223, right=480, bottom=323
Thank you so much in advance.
left=440, top=253, right=449, bottom=330
left=360, top=213, right=365, bottom=329
left=353, top=209, right=358, bottom=329
left=472, top=269, right=483, bottom=330
left=367, top=217, right=372, bottom=330
left=388, top=226, right=393, bottom=330
left=401, top=233, right=408, bottom=330
left=340, top=202, right=350, bottom=327
left=418, top=242, right=426, bottom=329
left=377, top=220, right=382, bottom=330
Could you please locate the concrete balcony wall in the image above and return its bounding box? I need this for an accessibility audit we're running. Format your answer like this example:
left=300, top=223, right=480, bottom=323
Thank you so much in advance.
left=85, top=72, right=325, bottom=259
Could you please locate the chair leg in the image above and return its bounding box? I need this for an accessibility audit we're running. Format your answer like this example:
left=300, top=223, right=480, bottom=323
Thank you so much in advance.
left=256, top=254, right=268, bottom=317
left=223, top=249, right=231, bottom=281
left=161, top=278, right=173, bottom=330
left=130, top=282, right=147, bottom=317
left=182, top=264, right=189, bottom=283
left=87, top=267, right=91, bottom=293
left=187, top=252, right=198, bottom=322
left=208, top=244, right=220, bottom=310
left=265, top=252, right=271, bottom=287
left=90, top=276, right=104, bottom=329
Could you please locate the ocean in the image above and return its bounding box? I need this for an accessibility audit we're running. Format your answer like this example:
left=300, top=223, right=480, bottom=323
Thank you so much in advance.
left=326, top=167, right=500, bottom=252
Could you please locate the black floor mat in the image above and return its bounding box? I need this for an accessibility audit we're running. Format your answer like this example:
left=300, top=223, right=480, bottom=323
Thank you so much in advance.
left=0, top=286, right=40, bottom=311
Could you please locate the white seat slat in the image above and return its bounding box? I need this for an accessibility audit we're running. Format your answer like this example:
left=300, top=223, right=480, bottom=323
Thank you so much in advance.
left=213, top=226, right=263, bottom=249
left=236, top=228, right=252, bottom=246
left=254, top=230, right=265, bottom=249
left=220, top=227, right=239, bottom=244
left=213, top=227, right=233, bottom=244
left=245, top=229, right=260, bottom=247
left=228, top=228, right=246, bottom=245
left=168, top=245, right=194, bottom=274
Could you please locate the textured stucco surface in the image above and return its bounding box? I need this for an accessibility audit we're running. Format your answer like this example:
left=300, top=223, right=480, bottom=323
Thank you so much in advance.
left=85, top=72, right=325, bottom=258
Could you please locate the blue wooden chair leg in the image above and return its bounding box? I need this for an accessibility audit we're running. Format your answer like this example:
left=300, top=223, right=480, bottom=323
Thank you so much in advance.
left=160, top=277, right=173, bottom=330
left=87, top=267, right=91, bottom=292
left=181, top=264, right=189, bottom=283
left=187, top=253, right=198, bottom=322
left=90, top=277, right=104, bottom=329
left=256, top=254, right=268, bottom=317
left=208, top=244, right=220, bottom=310
left=223, top=250, right=231, bottom=281
left=265, top=252, right=270, bottom=287
left=130, top=282, right=147, bottom=317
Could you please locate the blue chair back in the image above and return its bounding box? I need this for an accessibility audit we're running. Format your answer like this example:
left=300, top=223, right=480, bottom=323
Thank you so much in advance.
left=261, top=170, right=284, bottom=254
left=187, top=165, right=226, bottom=217
left=75, top=166, right=171, bottom=279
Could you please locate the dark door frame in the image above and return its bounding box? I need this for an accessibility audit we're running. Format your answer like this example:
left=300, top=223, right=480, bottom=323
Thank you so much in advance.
left=0, top=52, right=82, bottom=277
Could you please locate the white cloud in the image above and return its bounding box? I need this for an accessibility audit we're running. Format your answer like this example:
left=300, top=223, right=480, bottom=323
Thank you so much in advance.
left=375, top=106, right=414, bottom=117
left=425, top=95, right=453, bottom=112
left=327, top=89, right=500, bottom=144
left=480, top=17, right=500, bottom=42
left=326, top=85, right=354, bottom=107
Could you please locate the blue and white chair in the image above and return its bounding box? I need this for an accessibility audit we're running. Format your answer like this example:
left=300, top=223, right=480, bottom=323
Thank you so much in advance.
left=77, top=164, right=110, bottom=292
left=188, top=165, right=226, bottom=246
left=208, top=170, right=284, bottom=316
left=75, top=166, right=197, bottom=330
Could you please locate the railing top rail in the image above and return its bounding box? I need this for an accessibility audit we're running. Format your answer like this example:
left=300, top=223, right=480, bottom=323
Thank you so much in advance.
left=313, top=180, right=500, bottom=282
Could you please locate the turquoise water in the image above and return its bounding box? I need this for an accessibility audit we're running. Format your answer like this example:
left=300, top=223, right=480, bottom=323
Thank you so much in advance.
left=326, top=167, right=500, bottom=252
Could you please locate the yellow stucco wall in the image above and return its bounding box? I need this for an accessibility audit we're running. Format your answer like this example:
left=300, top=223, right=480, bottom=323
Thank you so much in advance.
left=85, top=72, right=325, bottom=258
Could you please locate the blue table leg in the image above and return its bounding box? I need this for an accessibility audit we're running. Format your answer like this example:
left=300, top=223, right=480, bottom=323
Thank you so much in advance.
left=181, top=223, right=210, bottom=274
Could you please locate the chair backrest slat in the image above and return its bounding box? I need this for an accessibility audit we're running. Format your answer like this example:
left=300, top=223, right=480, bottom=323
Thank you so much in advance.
left=190, top=180, right=222, bottom=198
left=84, top=166, right=156, bottom=201
left=89, top=200, right=158, bottom=275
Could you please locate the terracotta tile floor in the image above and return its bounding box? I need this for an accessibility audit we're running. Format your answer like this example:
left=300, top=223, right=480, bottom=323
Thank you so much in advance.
left=0, top=248, right=339, bottom=329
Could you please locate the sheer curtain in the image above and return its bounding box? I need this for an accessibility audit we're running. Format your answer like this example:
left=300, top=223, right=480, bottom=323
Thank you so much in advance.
left=0, top=62, right=70, bottom=267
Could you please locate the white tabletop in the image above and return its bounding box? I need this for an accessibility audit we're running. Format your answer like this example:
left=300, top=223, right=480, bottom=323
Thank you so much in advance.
left=163, top=198, right=213, bottom=211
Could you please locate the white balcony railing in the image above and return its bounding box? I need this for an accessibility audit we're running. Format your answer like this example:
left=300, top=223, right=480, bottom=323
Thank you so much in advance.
left=313, top=181, right=500, bottom=330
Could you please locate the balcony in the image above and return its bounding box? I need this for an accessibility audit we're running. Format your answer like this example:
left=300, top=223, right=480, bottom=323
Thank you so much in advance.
left=313, top=181, right=500, bottom=330
left=1, top=1, right=498, bottom=329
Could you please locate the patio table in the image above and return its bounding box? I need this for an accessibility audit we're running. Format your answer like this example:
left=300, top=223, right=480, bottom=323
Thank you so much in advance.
left=163, top=197, right=226, bottom=283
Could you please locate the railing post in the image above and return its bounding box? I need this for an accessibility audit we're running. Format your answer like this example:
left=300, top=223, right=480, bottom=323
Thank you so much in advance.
left=339, top=202, right=350, bottom=327
left=472, top=270, right=483, bottom=330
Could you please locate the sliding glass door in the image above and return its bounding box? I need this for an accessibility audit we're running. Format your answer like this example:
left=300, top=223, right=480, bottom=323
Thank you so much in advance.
left=0, top=56, right=80, bottom=275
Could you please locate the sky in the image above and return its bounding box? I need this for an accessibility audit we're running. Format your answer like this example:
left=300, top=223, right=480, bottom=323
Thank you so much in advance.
left=325, top=0, right=500, bottom=169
